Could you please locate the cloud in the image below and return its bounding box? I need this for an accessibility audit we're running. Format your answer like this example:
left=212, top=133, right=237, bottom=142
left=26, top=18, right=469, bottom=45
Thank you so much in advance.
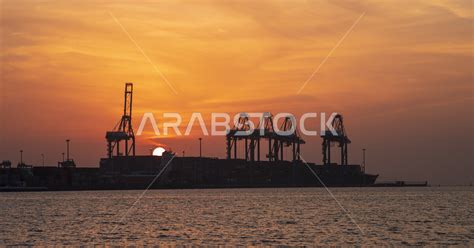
left=0, top=0, right=472, bottom=184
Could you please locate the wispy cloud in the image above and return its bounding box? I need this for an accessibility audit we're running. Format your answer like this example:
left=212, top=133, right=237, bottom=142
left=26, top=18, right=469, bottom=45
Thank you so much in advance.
left=108, top=11, right=179, bottom=95
left=297, top=12, right=365, bottom=94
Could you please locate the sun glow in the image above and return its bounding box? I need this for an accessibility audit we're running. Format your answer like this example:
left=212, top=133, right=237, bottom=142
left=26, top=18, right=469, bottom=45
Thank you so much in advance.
left=152, top=147, right=166, bottom=156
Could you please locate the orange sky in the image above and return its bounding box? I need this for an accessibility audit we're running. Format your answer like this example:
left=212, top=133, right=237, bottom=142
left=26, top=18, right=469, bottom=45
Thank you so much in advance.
left=0, top=0, right=473, bottom=184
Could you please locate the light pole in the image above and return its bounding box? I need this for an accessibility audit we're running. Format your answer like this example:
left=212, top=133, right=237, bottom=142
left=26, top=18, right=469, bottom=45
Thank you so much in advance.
left=362, top=148, right=366, bottom=172
left=198, top=138, right=202, bottom=158
left=66, top=139, right=70, bottom=161
left=41, top=153, right=44, bottom=167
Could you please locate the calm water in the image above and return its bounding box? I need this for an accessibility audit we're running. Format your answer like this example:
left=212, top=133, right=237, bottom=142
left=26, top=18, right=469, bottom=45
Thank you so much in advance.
left=0, top=187, right=473, bottom=246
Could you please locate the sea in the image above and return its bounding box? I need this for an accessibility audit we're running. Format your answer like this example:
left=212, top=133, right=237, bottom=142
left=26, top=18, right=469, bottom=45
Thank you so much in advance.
left=0, top=187, right=472, bottom=246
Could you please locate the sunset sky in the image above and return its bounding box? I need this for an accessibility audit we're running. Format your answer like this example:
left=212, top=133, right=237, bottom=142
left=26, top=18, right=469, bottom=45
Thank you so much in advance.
left=1, top=0, right=472, bottom=184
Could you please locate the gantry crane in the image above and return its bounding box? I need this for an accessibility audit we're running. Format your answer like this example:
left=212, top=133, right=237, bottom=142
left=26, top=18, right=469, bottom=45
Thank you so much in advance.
left=321, top=114, right=351, bottom=165
left=226, top=113, right=305, bottom=162
left=106, top=83, right=136, bottom=158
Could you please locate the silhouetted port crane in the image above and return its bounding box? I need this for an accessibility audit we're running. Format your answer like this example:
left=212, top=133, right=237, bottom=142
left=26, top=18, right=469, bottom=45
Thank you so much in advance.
left=273, top=116, right=303, bottom=162
left=226, top=113, right=305, bottom=162
left=321, top=114, right=351, bottom=165
left=106, top=83, right=136, bottom=158
left=226, top=114, right=254, bottom=161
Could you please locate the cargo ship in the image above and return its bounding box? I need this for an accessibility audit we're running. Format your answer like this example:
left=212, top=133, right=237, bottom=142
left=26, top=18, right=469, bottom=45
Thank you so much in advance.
left=0, top=155, right=377, bottom=191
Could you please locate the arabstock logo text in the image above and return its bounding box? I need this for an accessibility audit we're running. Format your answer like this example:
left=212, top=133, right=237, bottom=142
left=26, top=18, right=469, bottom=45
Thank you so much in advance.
left=136, top=112, right=339, bottom=137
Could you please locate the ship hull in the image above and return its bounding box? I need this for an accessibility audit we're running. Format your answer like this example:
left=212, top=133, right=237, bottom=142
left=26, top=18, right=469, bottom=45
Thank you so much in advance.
left=98, top=156, right=378, bottom=189
left=1, top=156, right=378, bottom=191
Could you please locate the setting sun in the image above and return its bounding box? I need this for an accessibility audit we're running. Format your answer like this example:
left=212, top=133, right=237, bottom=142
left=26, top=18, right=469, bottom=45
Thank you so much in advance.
left=152, top=147, right=166, bottom=156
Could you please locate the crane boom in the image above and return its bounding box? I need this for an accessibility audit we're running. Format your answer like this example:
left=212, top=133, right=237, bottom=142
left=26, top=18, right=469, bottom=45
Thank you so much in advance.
left=106, top=83, right=136, bottom=158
